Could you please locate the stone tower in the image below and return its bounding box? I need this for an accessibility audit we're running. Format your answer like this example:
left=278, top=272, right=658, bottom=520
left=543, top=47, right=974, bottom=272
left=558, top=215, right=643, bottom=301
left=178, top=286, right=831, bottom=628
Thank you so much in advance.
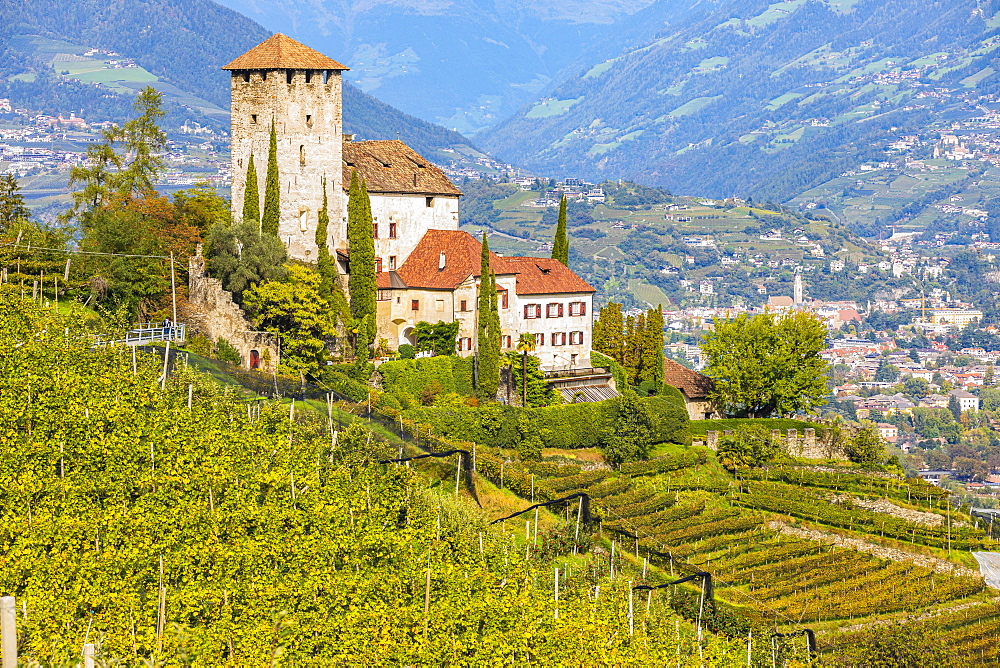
left=793, top=273, right=804, bottom=305
left=224, top=34, right=349, bottom=261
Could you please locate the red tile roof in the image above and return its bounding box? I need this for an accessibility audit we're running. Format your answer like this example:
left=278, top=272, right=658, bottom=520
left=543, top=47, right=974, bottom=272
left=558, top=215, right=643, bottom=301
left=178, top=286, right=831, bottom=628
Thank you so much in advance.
left=395, top=230, right=508, bottom=290
left=343, top=140, right=461, bottom=196
left=223, top=34, right=349, bottom=71
left=497, top=256, right=595, bottom=295
left=663, top=359, right=715, bottom=400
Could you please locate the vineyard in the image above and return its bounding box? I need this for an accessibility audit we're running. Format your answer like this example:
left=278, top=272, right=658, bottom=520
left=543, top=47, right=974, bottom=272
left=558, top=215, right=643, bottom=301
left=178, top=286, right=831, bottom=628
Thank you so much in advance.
left=3, top=294, right=1000, bottom=664
left=0, top=297, right=756, bottom=664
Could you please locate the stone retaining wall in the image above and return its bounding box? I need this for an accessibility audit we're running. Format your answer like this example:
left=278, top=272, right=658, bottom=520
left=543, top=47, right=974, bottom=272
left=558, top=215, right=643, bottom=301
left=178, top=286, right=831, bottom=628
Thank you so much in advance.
left=703, top=427, right=848, bottom=460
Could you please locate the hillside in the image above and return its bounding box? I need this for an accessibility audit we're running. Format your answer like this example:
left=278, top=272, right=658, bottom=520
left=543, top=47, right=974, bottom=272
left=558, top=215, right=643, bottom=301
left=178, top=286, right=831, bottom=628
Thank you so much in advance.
left=0, top=0, right=477, bottom=160
left=480, top=0, right=1000, bottom=201
left=212, top=0, right=657, bottom=134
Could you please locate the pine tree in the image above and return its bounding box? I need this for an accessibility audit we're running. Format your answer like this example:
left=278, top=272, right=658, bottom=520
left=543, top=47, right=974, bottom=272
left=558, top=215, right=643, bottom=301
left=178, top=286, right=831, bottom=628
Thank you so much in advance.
left=477, top=233, right=501, bottom=400
left=315, top=177, right=349, bottom=321
left=552, top=195, right=569, bottom=265
left=347, top=171, right=377, bottom=321
left=0, top=173, right=31, bottom=230
left=242, top=154, right=260, bottom=230
left=261, top=119, right=280, bottom=236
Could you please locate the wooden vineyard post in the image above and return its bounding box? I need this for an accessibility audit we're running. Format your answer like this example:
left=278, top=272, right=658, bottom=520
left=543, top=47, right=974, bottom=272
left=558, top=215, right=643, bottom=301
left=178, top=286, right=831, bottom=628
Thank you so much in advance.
left=574, top=497, right=583, bottom=546
left=610, top=540, right=616, bottom=580
left=170, top=252, right=178, bottom=340
left=747, top=629, right=752, bottom=667
left=160, top=340, right=171, bottom=390
left=83, top=643, right=95, bottom=668
left=455, top=455, right=462, bottom=496
left=534, top=508, right=539, bottom=546
left=628, top=583, right=634, bottom=636
left=157, top=556, right=166, bottom=653
left=188, top=384, right=193, bottom=410
left=423, top=564, right=431, bottom=637
left=132, top=345, right=137, bottom=375
left=1, top=595, right=15, bottom=668
left=554, top=568, right=559, bottom=620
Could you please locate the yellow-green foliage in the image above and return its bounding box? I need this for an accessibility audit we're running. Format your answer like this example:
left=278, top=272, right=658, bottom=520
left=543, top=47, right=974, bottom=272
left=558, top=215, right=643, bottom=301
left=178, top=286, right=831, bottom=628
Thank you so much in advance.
left=0, top=297, right=747, bottom=664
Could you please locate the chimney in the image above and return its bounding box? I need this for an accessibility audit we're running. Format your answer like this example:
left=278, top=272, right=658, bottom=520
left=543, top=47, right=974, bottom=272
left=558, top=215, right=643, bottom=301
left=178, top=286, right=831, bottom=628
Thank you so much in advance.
left=439, top=252, right=446, bottom=270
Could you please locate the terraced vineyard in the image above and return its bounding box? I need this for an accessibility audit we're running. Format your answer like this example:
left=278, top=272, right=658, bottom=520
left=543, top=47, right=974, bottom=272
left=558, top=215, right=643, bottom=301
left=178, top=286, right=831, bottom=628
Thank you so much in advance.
left=462, top=440, right=1000, bottom=663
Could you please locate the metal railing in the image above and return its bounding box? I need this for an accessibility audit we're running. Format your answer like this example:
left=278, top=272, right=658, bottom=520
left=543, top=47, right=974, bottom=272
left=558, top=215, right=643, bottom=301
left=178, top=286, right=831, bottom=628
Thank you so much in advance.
left=94, top=323, right=187, bottom=347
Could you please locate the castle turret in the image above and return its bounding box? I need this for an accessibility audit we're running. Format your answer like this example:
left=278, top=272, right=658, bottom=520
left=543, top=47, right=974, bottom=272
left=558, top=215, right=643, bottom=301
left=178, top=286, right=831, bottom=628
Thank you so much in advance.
left=224, top=34, right=349, bottom=260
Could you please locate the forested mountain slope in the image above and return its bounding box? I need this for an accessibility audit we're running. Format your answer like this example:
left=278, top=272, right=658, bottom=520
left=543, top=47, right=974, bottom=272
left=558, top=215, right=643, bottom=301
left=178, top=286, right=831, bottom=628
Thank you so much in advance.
left=0, top=0, right=476, bottom=159
left=480, top=0, right=1000, bottom=200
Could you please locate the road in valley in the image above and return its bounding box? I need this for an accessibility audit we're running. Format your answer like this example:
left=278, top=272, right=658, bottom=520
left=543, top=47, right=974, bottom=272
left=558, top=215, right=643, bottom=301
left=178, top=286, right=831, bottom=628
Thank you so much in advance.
left=971, top=552, right=1000, bottom=589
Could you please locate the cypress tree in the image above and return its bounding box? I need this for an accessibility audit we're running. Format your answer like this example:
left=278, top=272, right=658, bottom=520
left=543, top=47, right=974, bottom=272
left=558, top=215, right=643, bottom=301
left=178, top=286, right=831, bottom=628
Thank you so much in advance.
left=347, top=171, right=377, bottom=321
left=593, top=302, right=624, bottom=362
left=261, top=119, right=280, bottom=236
left=316, top=177, right=349, bottom=321
left=552, top=195, right=569, bottom=265
left=242, top=154, right=260, bottom=230
left=640, top=306, right=665, bottom=387
left=477, top=233, right=500, bottom=399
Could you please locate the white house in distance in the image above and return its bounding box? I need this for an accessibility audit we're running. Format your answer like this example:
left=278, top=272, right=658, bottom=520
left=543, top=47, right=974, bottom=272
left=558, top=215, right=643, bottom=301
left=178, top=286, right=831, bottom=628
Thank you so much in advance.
left=950, top=389, right=981, bottom=412
left=223, top=34, right=595, bottom=370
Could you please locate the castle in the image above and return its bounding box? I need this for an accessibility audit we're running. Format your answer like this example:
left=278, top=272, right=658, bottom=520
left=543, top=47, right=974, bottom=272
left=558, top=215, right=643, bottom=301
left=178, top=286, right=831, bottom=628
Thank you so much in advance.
left=221, top=34, right=595, bottom=370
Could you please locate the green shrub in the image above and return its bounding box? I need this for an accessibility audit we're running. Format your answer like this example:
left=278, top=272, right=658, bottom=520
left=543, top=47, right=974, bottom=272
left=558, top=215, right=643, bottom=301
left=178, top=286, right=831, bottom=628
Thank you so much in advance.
left=318, top=368, right=369, bottom=402
left=402, top=393, right=690, bottom=455
left=397, top=344, right=415, bottom=359
left=216, top=337, right=242, bottom=365
left=592, top=350, right=629, bottom=390
left=187, top=333, right=213, bottom=358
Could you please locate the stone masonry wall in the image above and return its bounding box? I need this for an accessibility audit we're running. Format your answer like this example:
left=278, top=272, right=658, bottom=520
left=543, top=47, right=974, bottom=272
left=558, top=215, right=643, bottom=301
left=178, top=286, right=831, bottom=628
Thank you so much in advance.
left=187, top=252, right=280, bottom=371
left=702, top=427, right=848, bottom=460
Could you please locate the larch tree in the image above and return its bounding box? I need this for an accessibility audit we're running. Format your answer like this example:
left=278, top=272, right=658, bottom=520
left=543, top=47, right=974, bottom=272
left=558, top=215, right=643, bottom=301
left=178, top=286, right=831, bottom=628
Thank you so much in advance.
left=242, top=154, right=260, bottom=230
left=476, top=232, right=501, bottom=400
left=261, top=119, right=280, bottom=236
left=347, top=171, right=377, bottom=322
left=551, top=195, right=569, bottom=265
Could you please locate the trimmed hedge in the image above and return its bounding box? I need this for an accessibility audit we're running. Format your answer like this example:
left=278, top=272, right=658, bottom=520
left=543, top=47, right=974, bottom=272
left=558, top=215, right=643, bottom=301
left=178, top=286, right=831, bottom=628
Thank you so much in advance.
left=591, top=350, right=629, bottom=390
left=377, top=356, right=474, bottom=399
left=318, top=369, right=369, bottom=403
left=402, top=393, right=690, bottom=452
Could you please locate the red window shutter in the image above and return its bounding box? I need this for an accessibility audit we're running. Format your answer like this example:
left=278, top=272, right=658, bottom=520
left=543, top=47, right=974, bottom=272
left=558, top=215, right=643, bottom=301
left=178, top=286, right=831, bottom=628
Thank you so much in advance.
left=524, top=305, right=530, bottom=318
left=581, top=302, right=587, bottom=316
left=558, top=303, right=564, bottom=317
left=373, top=223, right=378, bottom=239
left=536, top=305, right=542, bottom=318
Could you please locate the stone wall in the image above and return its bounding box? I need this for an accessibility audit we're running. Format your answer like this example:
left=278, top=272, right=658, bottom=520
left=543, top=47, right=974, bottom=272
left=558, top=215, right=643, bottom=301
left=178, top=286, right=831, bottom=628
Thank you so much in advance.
left=703, top=427, right=848, bottom=460
left=187, top=252, right=280, bottom=371
left=229, top=68, right=345, bottom=261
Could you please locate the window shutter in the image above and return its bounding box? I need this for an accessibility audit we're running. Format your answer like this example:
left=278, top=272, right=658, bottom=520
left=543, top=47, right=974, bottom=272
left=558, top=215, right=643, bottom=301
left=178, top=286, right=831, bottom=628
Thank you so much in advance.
left=524, top=305, right=530, bottom=318
left=581, top=302, right=587, bottom=316
left=558, top=303, right=564, bottom=317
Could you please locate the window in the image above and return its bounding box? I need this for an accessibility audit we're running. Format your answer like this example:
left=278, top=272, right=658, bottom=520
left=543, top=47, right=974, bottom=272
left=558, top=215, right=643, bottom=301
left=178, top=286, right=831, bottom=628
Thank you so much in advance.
left=299, top=145, right=305, bottom=166
left=377, top=289, right=391, bottom=301
left=389, top=222, right=397, bottom=238
left=498, top=288, right=509, bottom=309
left=435, top=299, right=445, bottom=312
left=546, top=303, right=564, bottom=318
left=534, top=333, right=544, bottom=347
left=250, top=114, right=258, bottom=124
left=376, top=257, right=383, bottom=272
left=426, top=196, right=434, bottom=207
left=242, top=72, right=250, bottom=83
left=411, top=300, right=419, bottom=311
left=373, top=223, right=379, bottom=239
left=569, top=331, right=584, bottom=345
left=460, top=300, right=468, bottom=311
left=524, top=304, right=541, bottom=319
left=569, top=302, right=587, bottom=316
left=305, top=70, right=312, bottom=84
left=459, top=337, right=473, bottom=351
left=305, top=114, right=313, bottom=128
left=502, top=335, right=512, bottom=348
left=388, top=256, right=396, bottom=270
left=552, top=332, right=567, bottom=346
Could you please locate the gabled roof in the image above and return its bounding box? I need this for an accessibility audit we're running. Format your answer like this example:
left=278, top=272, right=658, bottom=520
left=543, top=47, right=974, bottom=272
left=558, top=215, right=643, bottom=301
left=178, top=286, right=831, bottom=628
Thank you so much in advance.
left=395, top=230, right=508, bottom=290
left=663, top=359, right=715, bottom=400
left=497, top=256, right=596, bottom=295
left=223, top=34, right=349, bottom=71
left=343, top=140, right=461, bottom=196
